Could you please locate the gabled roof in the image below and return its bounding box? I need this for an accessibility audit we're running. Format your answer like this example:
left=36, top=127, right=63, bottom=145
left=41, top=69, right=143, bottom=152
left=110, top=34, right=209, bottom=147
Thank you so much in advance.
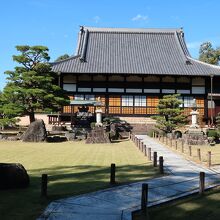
left=52, top=26, right=220, bottom=76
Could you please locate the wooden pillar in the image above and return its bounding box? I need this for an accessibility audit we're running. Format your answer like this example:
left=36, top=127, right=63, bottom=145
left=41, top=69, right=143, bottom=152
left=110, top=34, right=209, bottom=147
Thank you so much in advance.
left=199, top=172, right=205, bottom=194
left=188, top=145, right=192, bottom=156
left=110, top=163, right=116, bottom=184
left=207, top=151, right=211, bottom=167
left=181, top=140, right=184, bottom=153
left=175, top=140, right=178, bottom=150
left=141, top=183, right=148, bottom=213
left=41, top=174, right=48, bottom=197
left=144, top=145, right=147, bottom=156
left=197, top=149, right=201, bottom=161
left=159, top=156, right=164, bottom=174
left=153, top=152, right=157, bottom=167
left=148, top=148, right=151, bottom=161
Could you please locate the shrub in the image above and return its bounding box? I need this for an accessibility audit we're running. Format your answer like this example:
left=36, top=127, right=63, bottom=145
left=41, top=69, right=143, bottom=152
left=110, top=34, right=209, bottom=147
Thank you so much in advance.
left=207, top=129, right=219, bottom=140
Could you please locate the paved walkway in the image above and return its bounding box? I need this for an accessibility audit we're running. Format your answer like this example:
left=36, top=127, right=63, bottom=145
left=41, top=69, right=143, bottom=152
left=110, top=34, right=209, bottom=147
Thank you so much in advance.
left=38, top=135, right=220, bottom=220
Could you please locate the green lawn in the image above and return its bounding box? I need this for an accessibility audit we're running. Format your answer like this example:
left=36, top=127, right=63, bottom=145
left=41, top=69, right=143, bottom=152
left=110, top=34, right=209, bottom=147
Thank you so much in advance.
left=148, top=188, right=220, bottom=220
left=0, top=140, right=157, bottom=220
left=133, top=188, right=220, bottom=220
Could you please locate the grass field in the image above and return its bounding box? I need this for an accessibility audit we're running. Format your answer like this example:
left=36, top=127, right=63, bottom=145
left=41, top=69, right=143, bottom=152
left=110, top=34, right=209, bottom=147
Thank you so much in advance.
left=147, top=187, right=220, bottom=220
left=0, top=140, right=157, bottom=220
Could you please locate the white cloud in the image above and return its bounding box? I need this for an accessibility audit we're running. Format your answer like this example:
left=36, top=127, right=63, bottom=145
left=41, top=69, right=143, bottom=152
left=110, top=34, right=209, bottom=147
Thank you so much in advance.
left=132, top=14, right=148, bottom=21
left=187, top=41, right=202, bottom=49
left=93, top=16, right=100, bottom=23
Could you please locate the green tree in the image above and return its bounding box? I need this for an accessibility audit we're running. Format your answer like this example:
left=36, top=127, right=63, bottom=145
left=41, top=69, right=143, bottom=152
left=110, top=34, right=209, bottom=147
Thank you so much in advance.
left=2, top=45, right=69, bottom=124
left=55, top=54, right=70, bottom=62
left=199, top=42, right=220, bottom=65
left=153, top=94, right=188, bottom=133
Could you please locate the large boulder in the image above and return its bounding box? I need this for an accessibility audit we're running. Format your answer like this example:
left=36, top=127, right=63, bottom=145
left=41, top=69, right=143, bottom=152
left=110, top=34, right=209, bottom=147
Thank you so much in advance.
left=0, top=163, right=30, bottom=189
left=21, top=119, right=47, bottom=142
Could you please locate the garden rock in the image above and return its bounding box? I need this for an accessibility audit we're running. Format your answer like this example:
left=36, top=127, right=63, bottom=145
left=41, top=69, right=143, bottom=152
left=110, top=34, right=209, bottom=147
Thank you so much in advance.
left=21, top=119, right=47, bottom=142
left=65, top=131, right=76, bottom=141
left=0, top=163, right=29, bottom=189
left=86, top=126, right=110, bottom=144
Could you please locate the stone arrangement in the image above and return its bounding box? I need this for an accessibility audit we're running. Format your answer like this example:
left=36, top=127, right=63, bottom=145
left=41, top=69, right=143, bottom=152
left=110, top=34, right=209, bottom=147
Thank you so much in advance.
left=86, top=126, right=110, bottom=144
left=21, top=119, right=47, bottom=142
left=0, top=163, right=29, bottom=189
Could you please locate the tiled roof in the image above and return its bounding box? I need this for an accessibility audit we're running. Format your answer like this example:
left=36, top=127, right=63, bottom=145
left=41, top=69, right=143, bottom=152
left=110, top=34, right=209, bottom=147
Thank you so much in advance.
left=52, top=26, right=220, bottom=76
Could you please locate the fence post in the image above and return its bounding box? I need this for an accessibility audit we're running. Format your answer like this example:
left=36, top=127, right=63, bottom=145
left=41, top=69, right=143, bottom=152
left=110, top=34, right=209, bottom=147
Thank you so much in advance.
left=162, top=135, right=164, bottom=143
left=197, top=148, right=201, bottom=161
left=148, top=148, right=151, bottom=161
left=170, top=138, right=173, bottom=148
left=153, top=152, right=157, bottom=167
left=141, top=183, right=148, bottom=214
left=207, top=151, right=211, bottom=167
left=159, top=156, right=164, bottom=174
left=175, top=140, right=178, bottom=150
left=144, top=145, right=147, bottom=156
left=181, top=140, right=184, bottom=153
left=110, top=163, right=116, bottom=185
left=141, top=142, right=144, bottom=153
left=41, top=174, right=48, bottom=197
left=188, top=145, right=192, bottom=156
left=199, top=172, right=205, bottom=194
left=159, top=135, right=161, bottom=141
left=166, top=136, right=168, bottom=145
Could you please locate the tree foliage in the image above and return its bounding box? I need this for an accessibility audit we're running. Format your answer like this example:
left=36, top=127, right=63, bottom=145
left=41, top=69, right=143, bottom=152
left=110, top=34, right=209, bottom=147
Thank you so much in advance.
left=199, top=42, right=220, bottom=65
left=55, top=54, right=70, bottom=62
left=153, top=94, right=188, bottom=133
left=2, top=45, right=69, bottom=124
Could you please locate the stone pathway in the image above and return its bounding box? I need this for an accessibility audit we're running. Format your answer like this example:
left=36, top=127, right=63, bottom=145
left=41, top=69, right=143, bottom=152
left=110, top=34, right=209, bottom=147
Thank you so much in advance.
left=37, top=135, right=220, bottom=220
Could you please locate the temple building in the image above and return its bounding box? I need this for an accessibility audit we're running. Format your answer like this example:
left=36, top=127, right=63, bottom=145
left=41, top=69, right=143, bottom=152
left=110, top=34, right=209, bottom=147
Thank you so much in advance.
left=51, top=26, right=220, bottom=125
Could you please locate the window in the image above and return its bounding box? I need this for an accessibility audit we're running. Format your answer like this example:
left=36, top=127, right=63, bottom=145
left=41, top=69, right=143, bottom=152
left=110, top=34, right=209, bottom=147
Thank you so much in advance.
left=109, top=96, right=121, bottom=106
left=74, top=94, right=84, bottom=100
left=147, top=96, right=159, bottom=107
left=78, top=87, right=91, bottom=92
left=134, top=96, right=146, bottom=106
left=144, top=89, right=160, bottom=93
left=63, top=84, right=76, bottom=92
left=85, top=95, right=95, bottom=100
left=184, top=97, right=194, bottom=107
left=122, top=95, right=133, bottom=106
left=108, top=88, right=124, bottom=93
left=126, top=88, right=142, bottom=93
left=93, top=88, right=106, bottom=92
left=162, top=89, right=175, bottom=94
left=192, top=87, right=205, bottom=94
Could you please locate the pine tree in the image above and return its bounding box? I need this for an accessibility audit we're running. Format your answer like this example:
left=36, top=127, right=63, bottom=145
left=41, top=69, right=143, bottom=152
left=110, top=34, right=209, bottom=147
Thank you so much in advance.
left=2, top=45, right=69, bottom=124
left=153, top=94, right=188, bottom=133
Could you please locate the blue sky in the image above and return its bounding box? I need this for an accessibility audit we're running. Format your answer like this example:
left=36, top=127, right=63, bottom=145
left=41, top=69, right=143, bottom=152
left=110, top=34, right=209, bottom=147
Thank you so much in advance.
left=1, top=0, right=220, bottom=90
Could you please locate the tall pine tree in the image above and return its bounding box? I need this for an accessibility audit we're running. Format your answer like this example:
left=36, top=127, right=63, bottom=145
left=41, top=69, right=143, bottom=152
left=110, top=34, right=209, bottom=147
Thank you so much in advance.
left=153, top=94, right=188, bottom=133
left=2, top=45, right=69, bottom=124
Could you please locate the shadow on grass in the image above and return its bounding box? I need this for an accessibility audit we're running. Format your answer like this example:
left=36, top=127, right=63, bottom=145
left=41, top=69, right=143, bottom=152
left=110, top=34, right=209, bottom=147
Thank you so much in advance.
left=0, top=163, right=158, bottom=220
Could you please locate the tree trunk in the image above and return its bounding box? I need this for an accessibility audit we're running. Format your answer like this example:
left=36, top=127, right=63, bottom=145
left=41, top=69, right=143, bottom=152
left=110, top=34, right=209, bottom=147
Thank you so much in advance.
left=29, top=111, right=35, bottom=123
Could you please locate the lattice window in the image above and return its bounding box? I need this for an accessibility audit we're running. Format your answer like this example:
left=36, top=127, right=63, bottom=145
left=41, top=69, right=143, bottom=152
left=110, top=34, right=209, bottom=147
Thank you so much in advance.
left=134, top=96, right=146, bottom=107
left=147, top=96, right=159, bottom=107
left=109, top=107, right=121, bottom=114
left=196, top=98, right=205, bottom=108
left=85, top=95, right=95, bottom=100
left=63, top=106, right=72, bottom=113
left=183, top=108, right=191, bottom=115
left=74, top=94, right=84, bottom=100
left=183, top=97, right=194, bottom=107
left=122, top=107, right=133, bottom=114
left=109, top=96, right=121, bottom=106
left=68, top=96, right=74, bottom=100
left=134, top=107, right=147, bottom=114
left=147, top=108, right=158, bottom=114
left=122, top=95, right=133, bottom=106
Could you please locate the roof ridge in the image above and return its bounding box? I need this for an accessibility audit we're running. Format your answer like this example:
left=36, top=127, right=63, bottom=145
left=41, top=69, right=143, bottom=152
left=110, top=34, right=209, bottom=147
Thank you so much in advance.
left=83, top=26, right=182, bottom=33
left=187, top=56, right=220, bottom=71
left=52, top=55, right=80, bottom=65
